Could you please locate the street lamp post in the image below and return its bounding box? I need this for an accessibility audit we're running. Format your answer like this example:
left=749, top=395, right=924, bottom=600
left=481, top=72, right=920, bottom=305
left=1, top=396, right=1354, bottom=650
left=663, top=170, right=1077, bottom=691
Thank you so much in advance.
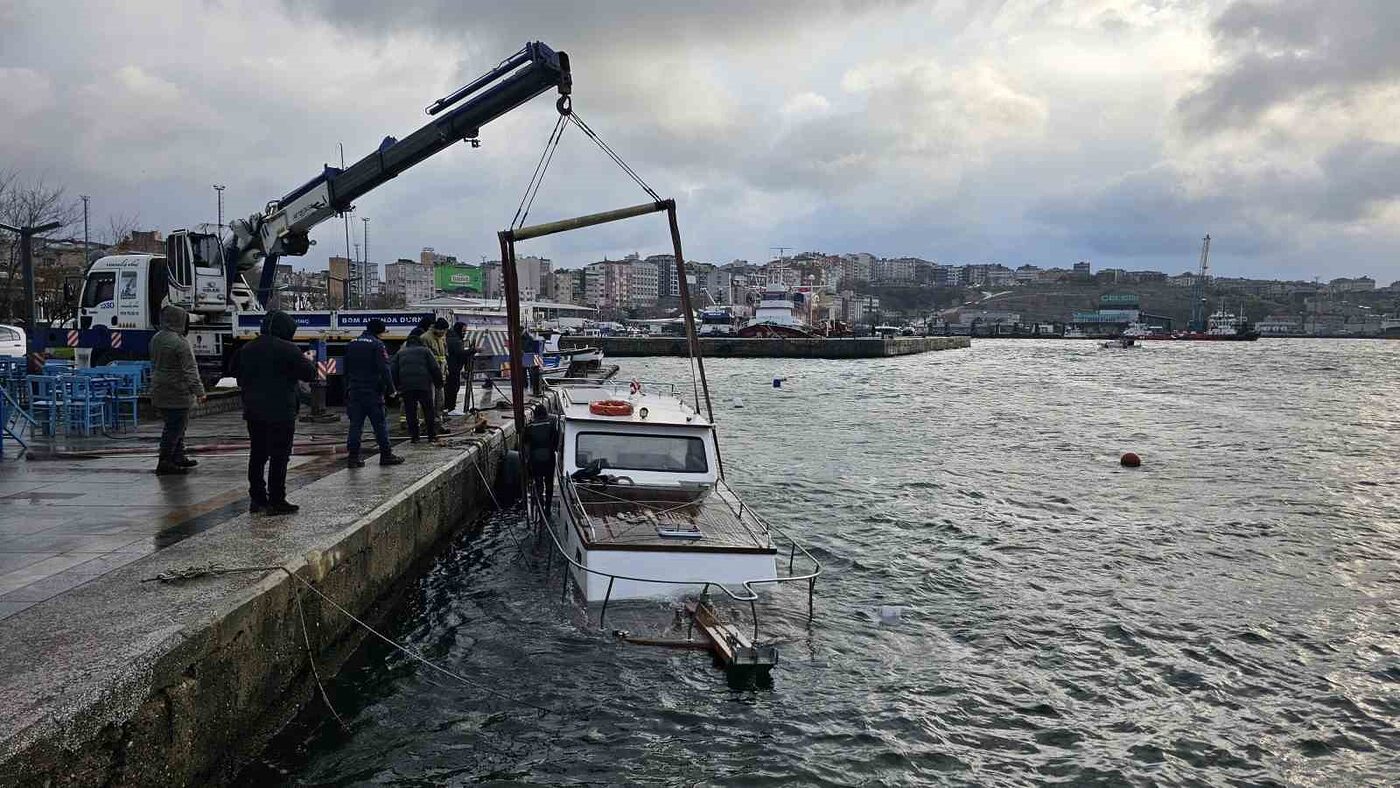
left=361, top=216, right=370, bottom=306
left=80, top=195, right=90, bottom=265
left=213, top=184, right=225, bottom=238
left=0, top=220, right=63, bottom=352
left=212, top=184, right=226, bottom=241
left=345, top=247, right=358, bottom=311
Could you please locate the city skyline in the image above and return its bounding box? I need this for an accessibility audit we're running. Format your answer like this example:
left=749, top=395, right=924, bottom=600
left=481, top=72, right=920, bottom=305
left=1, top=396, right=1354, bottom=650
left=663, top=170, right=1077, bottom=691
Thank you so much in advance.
left=5, top=2, right=1400, bottom=280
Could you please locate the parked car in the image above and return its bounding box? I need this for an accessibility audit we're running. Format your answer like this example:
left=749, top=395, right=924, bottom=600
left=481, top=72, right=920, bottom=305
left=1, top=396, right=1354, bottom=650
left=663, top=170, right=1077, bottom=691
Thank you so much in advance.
left=0, top=324, right=26, bottom=357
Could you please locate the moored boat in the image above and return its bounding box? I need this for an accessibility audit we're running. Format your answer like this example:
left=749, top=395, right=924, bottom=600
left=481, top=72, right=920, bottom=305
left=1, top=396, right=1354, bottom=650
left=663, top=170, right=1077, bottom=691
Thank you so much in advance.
left=1172, top=310, right=1260, bottom=341
left=544, top=381, right=783, bottom=602
left=738, top=287, right=814, bottom=338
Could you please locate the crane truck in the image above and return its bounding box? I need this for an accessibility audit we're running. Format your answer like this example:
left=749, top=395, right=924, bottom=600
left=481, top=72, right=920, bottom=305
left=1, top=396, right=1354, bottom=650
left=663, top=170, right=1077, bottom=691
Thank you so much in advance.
left=50, top=42, right=571, bottom=387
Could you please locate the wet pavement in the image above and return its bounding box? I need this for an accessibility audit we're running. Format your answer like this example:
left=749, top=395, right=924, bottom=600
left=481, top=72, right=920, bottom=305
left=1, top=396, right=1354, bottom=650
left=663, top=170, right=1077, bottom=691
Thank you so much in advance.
left=0, top=391, right=505, bottom=620
left=0, top=451, right=338, bottom=618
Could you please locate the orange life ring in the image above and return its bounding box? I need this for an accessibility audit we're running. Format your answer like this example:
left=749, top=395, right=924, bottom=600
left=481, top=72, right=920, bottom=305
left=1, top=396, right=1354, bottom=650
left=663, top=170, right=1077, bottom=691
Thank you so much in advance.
left=589, top=399, right=634, bottom=417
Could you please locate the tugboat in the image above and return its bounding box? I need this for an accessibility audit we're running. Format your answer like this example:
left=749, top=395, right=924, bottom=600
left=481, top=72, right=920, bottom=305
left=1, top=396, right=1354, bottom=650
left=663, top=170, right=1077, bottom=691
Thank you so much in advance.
left=1172, top=310, right=1260, bottom=341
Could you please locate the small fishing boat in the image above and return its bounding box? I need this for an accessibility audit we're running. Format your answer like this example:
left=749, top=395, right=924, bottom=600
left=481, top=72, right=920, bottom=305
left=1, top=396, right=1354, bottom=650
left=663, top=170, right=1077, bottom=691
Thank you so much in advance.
left=545, top=380, right=779, bottom=602
left=494, top=198, right=820, bottom=619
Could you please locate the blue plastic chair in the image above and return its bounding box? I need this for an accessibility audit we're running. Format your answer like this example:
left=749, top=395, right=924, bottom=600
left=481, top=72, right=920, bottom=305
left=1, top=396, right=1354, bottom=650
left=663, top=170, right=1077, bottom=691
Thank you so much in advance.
left=25, top=375, right=64, bottom=436
left=75, top=369, right=131, bottom=430
left=0, top=357, right=24, bottom=405
left=1, top=386, right=35, bottom=458
left=107, top=360, right=153, bottom=394
left=104, top=368, right=141, bottom=429
left=60, top=375, right=107, bottom=436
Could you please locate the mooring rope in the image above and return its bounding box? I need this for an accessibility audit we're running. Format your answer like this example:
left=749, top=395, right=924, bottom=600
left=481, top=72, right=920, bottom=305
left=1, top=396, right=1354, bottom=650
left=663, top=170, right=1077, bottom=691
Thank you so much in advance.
left=143, top=563, right=557, bottom=717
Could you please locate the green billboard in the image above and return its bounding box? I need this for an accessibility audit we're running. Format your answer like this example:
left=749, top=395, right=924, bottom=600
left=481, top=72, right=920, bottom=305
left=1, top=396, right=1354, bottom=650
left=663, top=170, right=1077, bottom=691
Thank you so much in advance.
left=434, top=265, right=483, bottom=293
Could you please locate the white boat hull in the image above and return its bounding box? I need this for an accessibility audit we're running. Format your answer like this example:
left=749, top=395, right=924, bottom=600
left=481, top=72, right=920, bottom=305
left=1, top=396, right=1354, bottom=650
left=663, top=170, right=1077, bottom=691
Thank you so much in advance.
left=557, top=504, right=777, bottom=603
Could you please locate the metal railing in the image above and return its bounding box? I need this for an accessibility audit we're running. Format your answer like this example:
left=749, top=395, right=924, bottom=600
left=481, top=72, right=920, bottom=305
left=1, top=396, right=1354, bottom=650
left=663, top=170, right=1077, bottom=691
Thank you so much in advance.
left=531, top=477, right=823, bottom=636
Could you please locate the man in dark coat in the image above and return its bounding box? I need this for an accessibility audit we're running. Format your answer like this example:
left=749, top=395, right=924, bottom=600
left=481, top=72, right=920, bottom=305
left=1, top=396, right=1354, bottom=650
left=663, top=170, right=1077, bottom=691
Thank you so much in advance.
left=230, top=310, right=316, bottom=515
left=343, top=319, right=405, bottom=468
left=443, top=322, right=477, bottom=415
left=524, top=403, right=559, bottom=512
left=390, top=335, right=442, bottom=442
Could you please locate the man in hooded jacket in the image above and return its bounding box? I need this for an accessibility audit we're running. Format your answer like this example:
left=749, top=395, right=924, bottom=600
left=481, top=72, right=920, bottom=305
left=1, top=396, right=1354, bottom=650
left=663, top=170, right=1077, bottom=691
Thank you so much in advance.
left=149, top=304, right=206, bottom=475
left=230, top=310, right=316, bottom=515
left=343, top=319, right=405, bottom=468
left=422, top=317, right=450, bottom=415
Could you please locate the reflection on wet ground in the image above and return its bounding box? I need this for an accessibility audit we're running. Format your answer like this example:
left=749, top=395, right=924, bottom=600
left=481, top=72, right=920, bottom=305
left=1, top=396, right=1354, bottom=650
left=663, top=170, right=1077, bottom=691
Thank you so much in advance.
left=0, top=411, right=348, bottom=618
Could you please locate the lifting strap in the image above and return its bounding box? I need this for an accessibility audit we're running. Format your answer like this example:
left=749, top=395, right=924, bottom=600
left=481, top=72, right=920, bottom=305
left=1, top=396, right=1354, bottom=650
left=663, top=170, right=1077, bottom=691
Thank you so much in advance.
left=510, top=101, right=663, bottom=231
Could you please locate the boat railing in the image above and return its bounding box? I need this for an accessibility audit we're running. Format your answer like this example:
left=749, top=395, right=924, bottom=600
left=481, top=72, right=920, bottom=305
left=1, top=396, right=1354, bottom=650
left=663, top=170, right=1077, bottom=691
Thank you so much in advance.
left=537, top=475, right=823, bottom=635
left=551, top=379, right=680, bottom=396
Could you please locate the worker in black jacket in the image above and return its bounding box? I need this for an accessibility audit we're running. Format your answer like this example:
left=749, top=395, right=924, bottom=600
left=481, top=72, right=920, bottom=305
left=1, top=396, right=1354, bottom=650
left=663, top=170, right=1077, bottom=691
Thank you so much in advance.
left=390, top=335, right=442, bottom=442
left=443, top=323, right=477, bottom=415
left=343, top=319, right=405, bottom=468
left=524, top=403, right=559, bottom=513
left=230, top=310, right=316, bottom=515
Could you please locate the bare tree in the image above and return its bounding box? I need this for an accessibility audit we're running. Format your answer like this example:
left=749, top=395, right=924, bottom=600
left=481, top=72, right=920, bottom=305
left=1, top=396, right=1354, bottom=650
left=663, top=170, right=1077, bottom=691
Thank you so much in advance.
left=105, top=212, right=142, bottom=250
left=0, top=172, right=80, bottom=322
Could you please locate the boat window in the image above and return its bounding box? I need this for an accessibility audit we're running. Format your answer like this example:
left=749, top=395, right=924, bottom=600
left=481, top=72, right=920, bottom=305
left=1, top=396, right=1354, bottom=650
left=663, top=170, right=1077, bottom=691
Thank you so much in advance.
left=576, top=432, right=708, bottom=474
left=83, top=273, right=116, bottom=307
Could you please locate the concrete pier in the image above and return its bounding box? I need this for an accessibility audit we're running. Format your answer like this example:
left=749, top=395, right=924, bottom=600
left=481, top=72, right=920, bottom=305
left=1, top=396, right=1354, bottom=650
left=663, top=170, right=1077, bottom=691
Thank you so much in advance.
left=560, top=335, right=970, bottom=358
left=0, top=407, right=516, bottom=786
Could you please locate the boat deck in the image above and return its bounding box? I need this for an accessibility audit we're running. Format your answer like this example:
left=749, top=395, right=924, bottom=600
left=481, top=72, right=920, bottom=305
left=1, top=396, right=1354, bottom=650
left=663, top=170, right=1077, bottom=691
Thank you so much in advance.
left=565, top=481, right=775, bottom=554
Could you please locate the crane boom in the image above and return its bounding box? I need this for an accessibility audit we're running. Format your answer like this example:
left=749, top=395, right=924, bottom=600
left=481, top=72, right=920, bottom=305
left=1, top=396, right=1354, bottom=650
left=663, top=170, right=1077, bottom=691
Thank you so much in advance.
left=229, top=41, right=571, bottom=305
left=1190, top=233, right=1211, bottom=331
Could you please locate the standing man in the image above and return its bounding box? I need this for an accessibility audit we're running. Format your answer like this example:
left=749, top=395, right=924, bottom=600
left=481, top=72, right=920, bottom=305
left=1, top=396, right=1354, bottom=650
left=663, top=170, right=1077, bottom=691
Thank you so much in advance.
left=230, top=310, right=315, bottom=515
left=149, top=305, right=206, bottom=475
left=443, top=322, right=477, bottom=415
left=524, top=404, right=559, bottom=513
left=390, top=335, right=442, bottom=443
left=422, top=317, right=450, bottom=415
left=343, top=319, right=405, bottom=468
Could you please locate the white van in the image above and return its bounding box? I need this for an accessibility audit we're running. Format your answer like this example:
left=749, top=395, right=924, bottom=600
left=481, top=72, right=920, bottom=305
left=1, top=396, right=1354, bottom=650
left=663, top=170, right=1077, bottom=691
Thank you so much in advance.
left=0, top=324, right=25, bottom=357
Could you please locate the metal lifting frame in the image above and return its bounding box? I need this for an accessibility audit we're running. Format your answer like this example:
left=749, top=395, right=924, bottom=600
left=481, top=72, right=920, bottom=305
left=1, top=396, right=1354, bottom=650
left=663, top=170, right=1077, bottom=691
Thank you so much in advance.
left=497, top=199, right=716, bottom=445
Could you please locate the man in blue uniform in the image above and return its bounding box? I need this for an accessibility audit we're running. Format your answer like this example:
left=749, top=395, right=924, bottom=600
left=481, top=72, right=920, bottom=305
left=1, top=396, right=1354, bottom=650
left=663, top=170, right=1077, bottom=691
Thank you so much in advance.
left=343, top=319, right=405, bottom=468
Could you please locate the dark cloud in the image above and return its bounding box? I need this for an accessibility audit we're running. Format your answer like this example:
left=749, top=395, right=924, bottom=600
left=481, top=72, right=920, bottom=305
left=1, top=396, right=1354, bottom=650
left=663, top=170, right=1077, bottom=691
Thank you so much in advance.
left=1312, top=140, right=1400, bottom=222
left=1028, top=166, right=1278, bottom=258
left=4, top=0, right=1400, bottom=279
left=1179, top=0, right=1400, bottom=131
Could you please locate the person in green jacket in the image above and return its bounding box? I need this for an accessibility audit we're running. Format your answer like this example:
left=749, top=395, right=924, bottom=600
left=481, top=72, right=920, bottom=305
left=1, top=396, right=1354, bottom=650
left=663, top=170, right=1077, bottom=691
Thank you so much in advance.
left=421, top=317, right=450, bottom=414
left=149, top=304, right=207, bottom=475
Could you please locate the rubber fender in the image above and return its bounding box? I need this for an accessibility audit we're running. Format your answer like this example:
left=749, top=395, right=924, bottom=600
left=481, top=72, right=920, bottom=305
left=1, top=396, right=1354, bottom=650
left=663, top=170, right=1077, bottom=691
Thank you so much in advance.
left=495, top=448, right=523, bottom=505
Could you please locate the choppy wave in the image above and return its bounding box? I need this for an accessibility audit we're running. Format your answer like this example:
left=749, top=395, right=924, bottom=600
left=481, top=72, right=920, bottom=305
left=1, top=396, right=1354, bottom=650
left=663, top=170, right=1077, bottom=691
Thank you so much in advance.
left=244, top=339, right=1400, bottom=786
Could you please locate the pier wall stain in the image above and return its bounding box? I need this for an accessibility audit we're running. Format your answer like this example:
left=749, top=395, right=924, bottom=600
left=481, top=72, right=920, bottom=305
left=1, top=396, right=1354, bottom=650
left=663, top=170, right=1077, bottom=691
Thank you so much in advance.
left=0, top=428, right=512, bottom=787
left=560, top=335, right=970, bottom=358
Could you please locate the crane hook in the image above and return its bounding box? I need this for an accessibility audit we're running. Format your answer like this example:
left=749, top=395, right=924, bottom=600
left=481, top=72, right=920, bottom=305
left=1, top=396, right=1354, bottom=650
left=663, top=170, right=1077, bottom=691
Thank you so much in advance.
left=556, top=95, right=572, bottom=117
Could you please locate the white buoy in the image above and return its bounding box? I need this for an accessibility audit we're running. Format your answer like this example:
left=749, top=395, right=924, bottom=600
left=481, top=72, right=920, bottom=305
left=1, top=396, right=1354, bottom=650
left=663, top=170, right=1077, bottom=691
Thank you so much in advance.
left=877, top=605, right=903, bottom=624
left=732, top=396, right=745, bottom=408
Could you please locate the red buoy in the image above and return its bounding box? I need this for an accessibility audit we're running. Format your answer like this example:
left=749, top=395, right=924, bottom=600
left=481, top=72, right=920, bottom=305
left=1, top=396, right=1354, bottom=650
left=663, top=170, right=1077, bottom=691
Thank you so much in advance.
left=1120, top=452, right=1141, bottom=468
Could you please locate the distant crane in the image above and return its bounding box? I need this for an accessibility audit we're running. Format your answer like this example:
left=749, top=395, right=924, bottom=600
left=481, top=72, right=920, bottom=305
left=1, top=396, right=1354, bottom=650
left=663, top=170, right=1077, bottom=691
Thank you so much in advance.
left=1190, top=234, right=1211, bottom=331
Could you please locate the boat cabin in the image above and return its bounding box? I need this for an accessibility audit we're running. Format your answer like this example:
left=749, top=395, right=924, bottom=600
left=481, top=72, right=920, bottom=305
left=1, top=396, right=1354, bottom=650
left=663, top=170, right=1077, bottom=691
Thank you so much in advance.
left=548, top=382, right=775, bottom=601
left=555, top=384, right=718, bottom=487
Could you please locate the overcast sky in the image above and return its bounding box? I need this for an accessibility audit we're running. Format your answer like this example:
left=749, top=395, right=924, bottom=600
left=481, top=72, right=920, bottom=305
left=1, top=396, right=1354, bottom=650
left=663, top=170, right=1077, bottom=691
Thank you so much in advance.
left=3, top=0, right=1398, bottom=281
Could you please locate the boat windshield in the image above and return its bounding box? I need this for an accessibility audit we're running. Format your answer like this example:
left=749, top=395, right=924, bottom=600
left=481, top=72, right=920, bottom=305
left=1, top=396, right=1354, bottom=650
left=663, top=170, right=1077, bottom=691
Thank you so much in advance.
left=576, top=432, right=709, bottom=474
